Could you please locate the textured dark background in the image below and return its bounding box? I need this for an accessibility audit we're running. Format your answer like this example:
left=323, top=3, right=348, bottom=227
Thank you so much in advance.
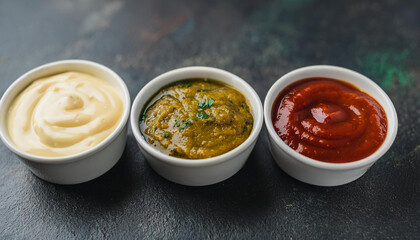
left=0, top=0, right=419, bottom=239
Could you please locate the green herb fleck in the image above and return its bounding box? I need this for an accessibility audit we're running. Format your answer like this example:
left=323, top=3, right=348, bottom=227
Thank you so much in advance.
left=197, top=112, right=209, bottom=119
left=164, top=133, right=169, bottom=138
left=197, top=101, right=206, bottom=108
left=198, top=97, right=215, bottom=109
left=207, top=98, right=214, bottom=107
left=140, top=114, right=147, bottom=122
left=228, top=99, right=233, bottom=104
left=206, top=117, right=216, bottom=124
left=178, top=80, right=193, bottom=88
left=194, top=118, right=198, bottom=121
left=197, top=89, right=209, bottom=92
left=179, top=120, right=193, bottom=130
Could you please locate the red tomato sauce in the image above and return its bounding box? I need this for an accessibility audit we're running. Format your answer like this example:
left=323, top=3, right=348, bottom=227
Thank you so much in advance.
left=271, top=78, right=387, bottom=163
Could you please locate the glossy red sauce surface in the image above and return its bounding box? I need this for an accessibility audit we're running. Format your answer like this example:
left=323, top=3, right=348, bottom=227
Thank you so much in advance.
left=271, top=78, right=387, bottom=163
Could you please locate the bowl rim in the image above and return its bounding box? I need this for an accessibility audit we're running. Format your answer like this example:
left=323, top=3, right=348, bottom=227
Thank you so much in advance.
left=0, top=59, right=131, bottom=164
left=264, top=65, right=398, bottom=170
left=130, top=66, right=263, bottom=167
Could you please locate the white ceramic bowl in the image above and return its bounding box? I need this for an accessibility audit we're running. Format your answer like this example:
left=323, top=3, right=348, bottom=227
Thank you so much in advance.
left=0, top=60, right=131, bottom=184
left=131, top=66, right=263, bottom=186
left=264, top=65, right=398, bottom=186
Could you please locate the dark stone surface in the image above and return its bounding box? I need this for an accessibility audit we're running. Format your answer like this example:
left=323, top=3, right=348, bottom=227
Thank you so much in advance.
left=0, top=0, right=419, bottom=239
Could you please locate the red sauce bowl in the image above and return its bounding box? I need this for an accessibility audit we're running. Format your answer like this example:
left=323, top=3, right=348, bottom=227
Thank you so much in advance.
left=264, top=65, right=398, bottom=186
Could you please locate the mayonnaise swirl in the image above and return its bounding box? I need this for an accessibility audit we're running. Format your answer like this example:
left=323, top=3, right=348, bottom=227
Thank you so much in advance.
left=7, top=72, right=123, bottom=157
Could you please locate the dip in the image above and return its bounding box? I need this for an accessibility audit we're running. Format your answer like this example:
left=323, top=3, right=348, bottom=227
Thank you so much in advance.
left=140, top=79, right=253, bottom=159
left=7, top=72, right=123, bottom=157
left=271, top=78, right=387, bottom=163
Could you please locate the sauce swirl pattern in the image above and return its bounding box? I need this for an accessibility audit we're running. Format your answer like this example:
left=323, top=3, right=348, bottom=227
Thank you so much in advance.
left=7, top=72, right=123, bottom=157
left=272, top=78, right=387, bottom=163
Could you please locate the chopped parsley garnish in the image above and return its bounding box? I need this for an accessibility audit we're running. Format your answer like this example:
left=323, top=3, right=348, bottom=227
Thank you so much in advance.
left=179, top=80, right=192, bottom=88
left=206, top=117, right=217, bottom=124
left=198, top=98, right=215, bottom=109
left=174, top=119, right=193, bottom=130
left=179, top=120, right=193, bottom=130
left=140, top=114, right=147, bottom=122
left=197, top=89, right=210, bottom=92
left=164, top=133, right=169, bottom=138
left=208, top=98, right=215, bottom=107
left=197, top=101, right=205, bottom=108
left=196, top=112, right=209, bottom=119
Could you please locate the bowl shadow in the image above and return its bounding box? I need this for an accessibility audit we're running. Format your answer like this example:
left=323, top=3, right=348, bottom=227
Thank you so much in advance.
left=28, top=134, right=144, bottom=213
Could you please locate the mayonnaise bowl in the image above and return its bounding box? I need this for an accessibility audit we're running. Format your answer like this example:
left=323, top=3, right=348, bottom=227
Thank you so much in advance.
left=0, top=60, right=131, bottom=184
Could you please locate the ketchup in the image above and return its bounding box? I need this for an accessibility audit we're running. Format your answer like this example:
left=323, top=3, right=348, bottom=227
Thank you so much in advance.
left=271, top=78, right=387, bottom=163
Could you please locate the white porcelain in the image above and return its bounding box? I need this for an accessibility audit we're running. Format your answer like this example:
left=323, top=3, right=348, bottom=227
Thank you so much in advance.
left=131, top=66, right=263, bottom=186
left=264, top=65, right=398, bottom=186
left=0, top=60, right=131, bottom=184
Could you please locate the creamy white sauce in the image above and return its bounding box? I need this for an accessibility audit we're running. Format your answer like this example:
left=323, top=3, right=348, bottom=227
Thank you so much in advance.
left=7, top=72, right=123, bottom=157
